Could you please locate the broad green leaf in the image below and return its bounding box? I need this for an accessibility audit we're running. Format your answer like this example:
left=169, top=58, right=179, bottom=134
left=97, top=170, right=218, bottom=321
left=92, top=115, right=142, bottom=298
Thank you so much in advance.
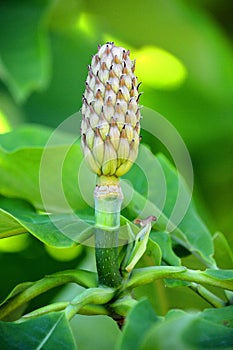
left=0, top=123, right=88, bottom=215
left=0, top=312, right=76, bottom=350
left=0, top=196, right=145, bottom=248
left=0, top=197, right=94, bottom=247
left=0, top=146, right=45, bottom=208
left=71, top=314, right=120, bottom=350
left=213, top=232, right=233, bottom=269
left=0, top=1, right=51, bottom=102
left=183, top=311, right=233, bottom=350
left=141, top=307, right=233, bottom=350
left=123, top=145, right=215, bottom=268
left=0, top=208, right=27, bottom=237
left=0, top=124, right=74, bottom=151
left=0, top=143, right=87, bottom=213
left=117, top=299, right=159, bottom=350
left=201, top=306, right=233, bottom=328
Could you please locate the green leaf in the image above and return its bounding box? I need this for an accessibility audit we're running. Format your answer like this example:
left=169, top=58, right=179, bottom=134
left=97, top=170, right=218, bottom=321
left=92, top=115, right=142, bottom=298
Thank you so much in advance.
left=0, top=124, right=73, bottom=151
left=149, top=231, right=184, bottom=287
left=201, top=306, right=233, bottom=328
left=213, top=232, right=233, bottom=269
left=0, top=197, right=94, bottom=247
left=141, top=307, right=233, bottom=350
left=149, top=231, right=181, bottom=266
left=0, top=141, right=87, bottom=213
left=146, top=238, right=162, bottom=267
left=0, top=126, right=214, bottom=265
left=0, top=312, right=77, bottom=350
left=0, top=208, right=27, bottom=237
left=123, top=145, right=215, bottom=268
left=204, top=269, right=233, bottom=281
left=125, top=222, right=154, bottom=273
left=0, top=1, right=51, bottom=103
left=117, top=299, right=159, bottom=350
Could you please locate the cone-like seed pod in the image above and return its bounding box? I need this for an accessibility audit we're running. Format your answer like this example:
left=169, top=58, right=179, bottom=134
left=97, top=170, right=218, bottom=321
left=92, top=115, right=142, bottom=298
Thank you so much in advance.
left=81, top=42, right=141, bottom=177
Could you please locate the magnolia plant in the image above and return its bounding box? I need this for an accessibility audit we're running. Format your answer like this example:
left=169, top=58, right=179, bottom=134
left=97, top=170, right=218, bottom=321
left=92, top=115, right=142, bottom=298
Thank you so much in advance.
left=0, top=43, right=232, bottom=349
left=80, top=42, right=152, bottom=289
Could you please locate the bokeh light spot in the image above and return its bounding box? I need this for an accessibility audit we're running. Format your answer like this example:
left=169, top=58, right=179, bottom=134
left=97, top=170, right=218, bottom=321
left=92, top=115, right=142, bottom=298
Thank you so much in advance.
left=103, top=35, right=187, bottom=89
left=0, top=233, right=28, bottom=252
left=135, top=46, right=187, bottom=89
left=76, top=13, right=93, bottom=37
left=45, top=244, right=83, bottom=261
left=0, top=109, right=11, bottom=133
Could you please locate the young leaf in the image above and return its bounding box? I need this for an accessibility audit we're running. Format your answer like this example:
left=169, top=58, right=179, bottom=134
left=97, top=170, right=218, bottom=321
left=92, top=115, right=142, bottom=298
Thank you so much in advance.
left=0, top=312, right=77, bottom=350
left=125, top=221, right=153, bottom=273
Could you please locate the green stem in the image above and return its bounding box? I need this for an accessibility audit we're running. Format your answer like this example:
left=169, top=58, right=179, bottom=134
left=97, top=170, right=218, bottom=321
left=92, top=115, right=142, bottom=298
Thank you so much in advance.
left=110, top=296, right=138, bottom=317
left=0, top=269, right=97, bottom=320
left=94, top=177, right=123, bottom=288
left=95, top=228, right=122, bottom=287
left=189, top=283, right=225, bottom=308
left=19, top=302, right=109, bottom=322
left=65, top=287, right=115, bottom=320
left=125, top=266, right=233, bottom=292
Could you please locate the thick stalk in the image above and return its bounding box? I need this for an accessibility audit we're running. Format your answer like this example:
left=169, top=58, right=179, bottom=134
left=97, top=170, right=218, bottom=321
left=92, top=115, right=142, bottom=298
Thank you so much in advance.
left=94, top=177, right=123, bottom=287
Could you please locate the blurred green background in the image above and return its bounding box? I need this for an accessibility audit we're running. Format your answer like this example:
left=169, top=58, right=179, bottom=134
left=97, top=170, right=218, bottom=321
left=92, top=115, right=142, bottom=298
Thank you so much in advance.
left=1, top=0, right=232, bottom=237
left=0, top=0, right=232, bottom=347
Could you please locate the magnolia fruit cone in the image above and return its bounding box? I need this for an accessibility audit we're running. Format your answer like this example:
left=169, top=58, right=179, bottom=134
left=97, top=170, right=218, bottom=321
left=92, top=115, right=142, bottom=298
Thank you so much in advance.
left=81, top=42, right=141, bottom=178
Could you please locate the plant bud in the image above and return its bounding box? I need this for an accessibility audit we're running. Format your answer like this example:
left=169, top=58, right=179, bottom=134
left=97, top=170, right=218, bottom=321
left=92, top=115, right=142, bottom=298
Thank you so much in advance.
left=81, top=42, right=141, bottom=177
